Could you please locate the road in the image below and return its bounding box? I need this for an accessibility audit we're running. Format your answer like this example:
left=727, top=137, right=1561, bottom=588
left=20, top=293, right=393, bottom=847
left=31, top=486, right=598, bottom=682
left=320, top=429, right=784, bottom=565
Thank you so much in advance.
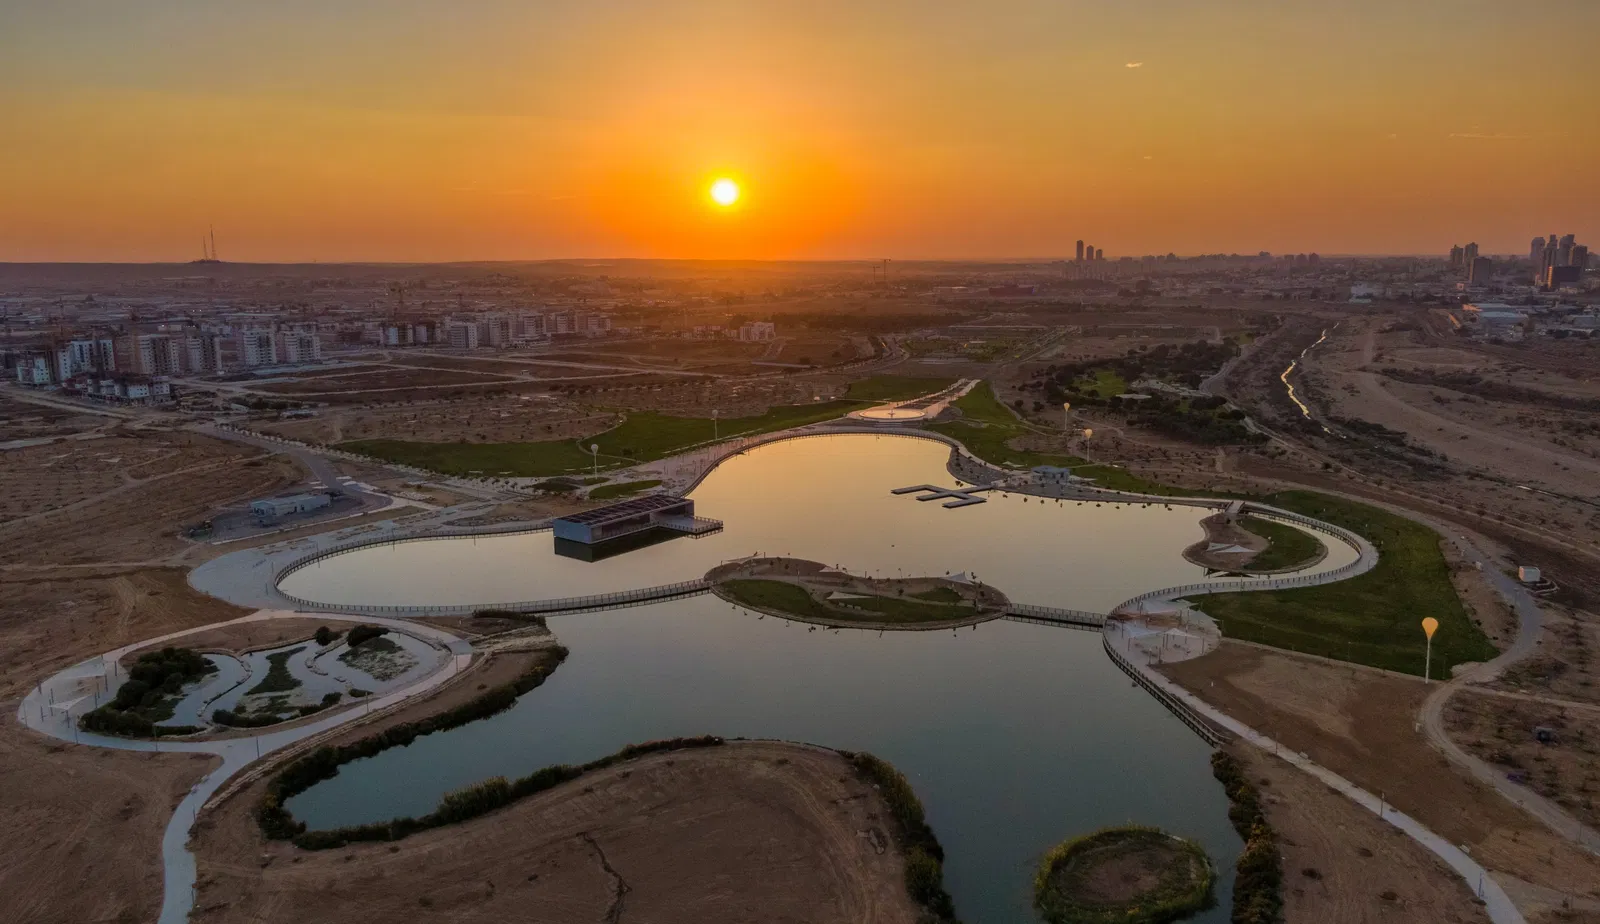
left=17, top=609, right=476, bottom=924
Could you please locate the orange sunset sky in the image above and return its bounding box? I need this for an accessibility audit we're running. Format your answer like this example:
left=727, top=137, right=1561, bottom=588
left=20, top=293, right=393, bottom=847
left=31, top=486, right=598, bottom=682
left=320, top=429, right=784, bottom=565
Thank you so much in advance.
left=2, top=1, right=1597, bottom=263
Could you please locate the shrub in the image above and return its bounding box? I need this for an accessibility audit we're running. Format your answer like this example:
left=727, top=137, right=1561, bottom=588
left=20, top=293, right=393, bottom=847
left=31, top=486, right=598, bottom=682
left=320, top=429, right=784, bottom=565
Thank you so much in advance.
left=842, top=751, right=957, bottom=921
left=314, top=626, right=337, bottom=646
left=345, top=625, right=390, bottom=648
left=1212, top=752, right=1283, bottom=924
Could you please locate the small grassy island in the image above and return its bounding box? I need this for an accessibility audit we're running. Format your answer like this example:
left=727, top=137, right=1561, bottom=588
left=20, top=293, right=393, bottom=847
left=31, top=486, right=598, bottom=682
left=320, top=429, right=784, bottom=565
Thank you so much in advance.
left=1034, top=825, right=1215, bottom=924
left=1183, top=511, right=1326, bottom=574
left=706, top=557, right=1008, bottom=629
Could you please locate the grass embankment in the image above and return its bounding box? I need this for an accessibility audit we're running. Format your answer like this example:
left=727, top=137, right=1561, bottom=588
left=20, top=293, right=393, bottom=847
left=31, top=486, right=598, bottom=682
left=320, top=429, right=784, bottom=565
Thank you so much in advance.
left=1033, top=825, right=1214, bottom=924
left=843, top=752, right=959, bottom=922
left=588, top=478, right=661, bottom=500
left=339, top=400, right=856, bottom=477
left=1237, top=515, right=1325, bottom=571
left=845, top=375, right=958, bottom=403
left=258, top=646, right=570, bottom=846
left=719, top=579, right=976, bottom=625
left=1194, top=491, right=1497, bottom=676
left=245, top=647, right=305, bottom=695
left=1211, top=752, right=1282, bottom=924
left=929, top=382, right=1084, bottom=469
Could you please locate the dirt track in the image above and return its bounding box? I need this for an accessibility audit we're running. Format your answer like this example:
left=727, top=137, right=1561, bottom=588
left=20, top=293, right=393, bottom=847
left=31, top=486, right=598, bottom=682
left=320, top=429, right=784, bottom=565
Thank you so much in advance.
left=192, top=740, right=921, bottom=924
left=1161, top=644, right=1600, bottom=903
left=0, top=568, right=247, bottom=924
left=1230, top=744, right=1490, bottom=924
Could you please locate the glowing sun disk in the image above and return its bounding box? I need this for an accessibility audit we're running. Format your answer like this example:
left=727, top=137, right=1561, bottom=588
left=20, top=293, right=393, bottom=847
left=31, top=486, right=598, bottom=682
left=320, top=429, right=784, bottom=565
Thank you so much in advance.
left=710, top=178, right=740, bottom=206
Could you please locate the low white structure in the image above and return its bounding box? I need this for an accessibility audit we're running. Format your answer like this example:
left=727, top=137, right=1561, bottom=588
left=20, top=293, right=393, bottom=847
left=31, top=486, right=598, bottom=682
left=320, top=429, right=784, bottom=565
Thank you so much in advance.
left=1518, top=565, right=1542, bottom=584
left=250, top=492, right=332, bottom=519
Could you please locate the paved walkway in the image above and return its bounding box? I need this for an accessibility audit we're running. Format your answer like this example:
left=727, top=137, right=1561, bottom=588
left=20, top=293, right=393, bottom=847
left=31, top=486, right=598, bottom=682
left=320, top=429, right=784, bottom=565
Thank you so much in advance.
left=1104, top=623, right=1526, bottom=924
left=16, top=609, right=474, bottom=924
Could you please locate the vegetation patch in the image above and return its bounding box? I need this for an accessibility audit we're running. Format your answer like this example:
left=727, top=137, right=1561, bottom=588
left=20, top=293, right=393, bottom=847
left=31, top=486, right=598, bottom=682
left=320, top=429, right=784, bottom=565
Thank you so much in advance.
left=842, top=751, right=958, bottom=922
left=80, top=647, right=215, bottom=738
left=272, top=730, right=722, bottom=850
left=711, top=562, right=1003, bottom=627
left=844, top=375, right=958, bottom=403
left=588, top=478, right=662, bottom=500
left=1236, top=515, right=1325, bottom=571
left=1194, top=491, right=1497, bottom=675
left=929, top=382, right=1083, bottom=469
left=338, top=399, right=855, bottom=477
left=1211, top=752, right=1283, bottom=924
left=257, top=646, right=570, bottom=845
left=1034, top=825, right=1214, bottom=924
left=338, top=635, right=417, bottom=682
left=245, top=646, right=306, bottom=695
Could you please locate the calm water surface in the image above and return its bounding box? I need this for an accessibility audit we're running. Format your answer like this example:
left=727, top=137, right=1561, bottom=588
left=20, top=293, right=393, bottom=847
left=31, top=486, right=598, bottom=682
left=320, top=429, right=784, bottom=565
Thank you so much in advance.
left=281, top=434, right=1353, bottom=611
left=283, top=435, right=1354, bottom=923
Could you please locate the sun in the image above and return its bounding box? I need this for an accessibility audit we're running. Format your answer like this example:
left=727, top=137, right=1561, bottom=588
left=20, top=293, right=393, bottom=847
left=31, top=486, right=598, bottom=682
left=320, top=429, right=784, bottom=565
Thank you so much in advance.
left=709, top=177, right=740, bottom=207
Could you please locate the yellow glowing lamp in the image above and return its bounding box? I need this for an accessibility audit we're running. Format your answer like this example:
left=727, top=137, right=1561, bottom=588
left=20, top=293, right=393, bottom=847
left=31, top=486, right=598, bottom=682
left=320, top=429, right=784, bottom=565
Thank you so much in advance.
left=1421, top=617, right=1440, bottom=683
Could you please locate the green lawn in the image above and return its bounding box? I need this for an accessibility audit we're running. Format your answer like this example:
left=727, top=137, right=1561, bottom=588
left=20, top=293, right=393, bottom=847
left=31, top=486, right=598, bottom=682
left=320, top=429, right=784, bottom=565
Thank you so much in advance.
left=246, top=647, right=306, bottom=695
left=1075, top=369, right=1128, bottom=397
left=719, top=579, right=976, bottom=624
left=340, top=400, right=856, bottom=477
left=1193, top=491, right=1497, bottom=676
left=844, top=375, right=957, bottom=403
left=589, top=479, right=662, bottom=500
left=1237, top=515, right=1325, bottom=571
left=719, top=579, right=836, bottom=620
left=928, top=382, right=1084, bottom=469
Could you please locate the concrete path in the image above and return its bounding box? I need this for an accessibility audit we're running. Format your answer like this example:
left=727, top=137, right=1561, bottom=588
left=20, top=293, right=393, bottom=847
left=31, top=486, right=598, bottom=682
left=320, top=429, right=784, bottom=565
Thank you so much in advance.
left=1104, top=624, right=1527, bottom=924
left=1417, top=528, right=1600, bottom=854
left=16, top=609, right=474, bottom=924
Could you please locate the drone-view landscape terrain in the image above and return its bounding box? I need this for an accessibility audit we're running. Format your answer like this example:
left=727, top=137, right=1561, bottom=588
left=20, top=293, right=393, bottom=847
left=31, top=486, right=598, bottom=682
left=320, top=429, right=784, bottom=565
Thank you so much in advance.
left=2, top=4, right=1598, bottom=924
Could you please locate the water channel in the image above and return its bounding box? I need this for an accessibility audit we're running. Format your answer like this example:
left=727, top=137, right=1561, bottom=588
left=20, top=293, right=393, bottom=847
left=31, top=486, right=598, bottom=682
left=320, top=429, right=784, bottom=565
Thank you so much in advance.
left=281, top=434, right=1358, bottom=923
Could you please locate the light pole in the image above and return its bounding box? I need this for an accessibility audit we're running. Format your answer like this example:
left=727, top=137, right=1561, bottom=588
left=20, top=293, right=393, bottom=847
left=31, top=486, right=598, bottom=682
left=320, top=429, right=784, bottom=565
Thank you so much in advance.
left=1422, top=617, right=1439, bottom=683
left=712, top=409, right=719, bottom=441
left=590, top=443, right=599, bottom=479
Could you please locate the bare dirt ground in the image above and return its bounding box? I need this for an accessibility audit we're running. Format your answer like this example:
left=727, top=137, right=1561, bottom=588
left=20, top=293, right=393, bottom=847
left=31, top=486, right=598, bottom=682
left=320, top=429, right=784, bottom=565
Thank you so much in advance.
left=176, top=617, right=331, bottom=655
left=256, top=395, right=616, bottom=445
left=1444, top=689, right=1600, bottom=831
left=1160, top=644, right=1600, bottom=903
left=1228, top=744, right=1491, bottom=924
left=0, top=431, right=301, bottom=566
left=192, top=740, right=921, bottom=924
left=1493, top=605, right=1600, bottom=704
left=0, top=567, right=249, bottom=924
left=0, top=392, right=111, bottom=441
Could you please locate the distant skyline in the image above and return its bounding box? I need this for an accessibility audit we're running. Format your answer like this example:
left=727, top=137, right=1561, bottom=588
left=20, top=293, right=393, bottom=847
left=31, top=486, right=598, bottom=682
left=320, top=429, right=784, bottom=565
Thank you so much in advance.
left=3, top=1, right=1598, bottom=263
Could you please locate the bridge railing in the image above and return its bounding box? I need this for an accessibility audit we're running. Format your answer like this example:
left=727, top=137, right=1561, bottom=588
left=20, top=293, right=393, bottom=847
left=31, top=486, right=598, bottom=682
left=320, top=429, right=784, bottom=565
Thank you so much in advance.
left=1102, top=634, right=1229, bottom=747
left=276, top=578, right=712, bottom=618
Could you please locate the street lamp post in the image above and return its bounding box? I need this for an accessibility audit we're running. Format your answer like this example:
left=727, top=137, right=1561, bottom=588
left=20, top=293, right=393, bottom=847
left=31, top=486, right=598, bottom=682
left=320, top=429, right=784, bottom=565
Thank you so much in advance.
left=590, top=443, right=599, bottom=479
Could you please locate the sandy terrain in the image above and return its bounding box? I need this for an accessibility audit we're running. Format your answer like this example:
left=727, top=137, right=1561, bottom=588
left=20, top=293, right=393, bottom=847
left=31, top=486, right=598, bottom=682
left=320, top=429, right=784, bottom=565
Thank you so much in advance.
left=192, top=740, right=921, bottom=924
left=1493, top=604, right=1600, bottom=705
left=0, top=567, right=250, bottom=924
left=1160, top=644, right=1600, bottom=902
left=1228, top=745, right=1491, bottom=924
left=256, top=395, right=616, bottom=445
left=176, top=617, right=332, bottom=655
left=0, top=392, right=111, bottom=441
left=1444, top=689, right=1600, bottom=831
left=0, top=431, right=301, bottom=566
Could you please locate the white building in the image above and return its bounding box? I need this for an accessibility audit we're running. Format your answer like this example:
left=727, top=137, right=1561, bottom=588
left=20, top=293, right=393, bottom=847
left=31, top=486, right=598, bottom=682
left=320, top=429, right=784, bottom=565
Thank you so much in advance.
left=134, top=333, right=184, bottom=376
left=15, top=354, right=54, bottom=385
left=278, top=328, right=322, bottom=364
left=250, top=492, right=332, bottom=519
left=237, top=329, right=279, bottom=367
left=447, top=321, right=480, bottom=350
left=737, top=321, right=777, bottom=342
left=57, top=338, right=116, bottom=380
left=185, top=332, right=226, bottom=374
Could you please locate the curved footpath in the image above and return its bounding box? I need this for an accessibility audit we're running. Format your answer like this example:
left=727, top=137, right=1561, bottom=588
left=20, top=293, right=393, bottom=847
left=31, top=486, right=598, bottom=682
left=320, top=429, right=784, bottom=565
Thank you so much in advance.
left=19, top=421, right=1555, bottom=924
left=1107, top=626, right=1525, bottom=924
left=16, top=610, right=474, bottom=924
